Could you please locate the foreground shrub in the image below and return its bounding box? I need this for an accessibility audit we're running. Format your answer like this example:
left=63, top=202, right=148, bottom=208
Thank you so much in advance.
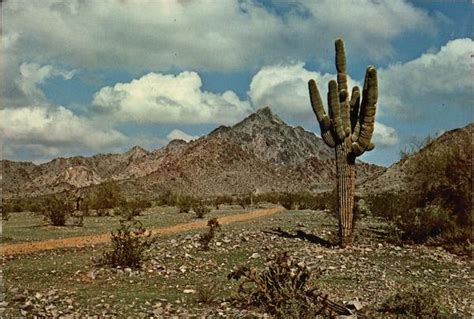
left=97, top=220, right=153, bottom=268
left=115, top=198, right=152, bottom=221
left=84, top=181, right=125, bottom=211
left=199, top=218, right=221, bottom=251
left=396, top=204, right=456, bottom=243
left=177, top=195, right=195, bottom=214
left=196, top=283, right=219, bottom=305
left=237, top=195, right=251, bottom=209
left=379, top=286, right=446, bottom=317
left=193, top=201, right=211, bottom=219
left=228, top=252, right=336, bottom=318
left=41, top=195, right=74, bottom=226
left=1, top=200, right=10, bottom=221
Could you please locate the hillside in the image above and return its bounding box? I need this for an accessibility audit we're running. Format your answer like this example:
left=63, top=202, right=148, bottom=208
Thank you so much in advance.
left=2, top=107, right=383, bottom=199
left=359, top=123, right=473, bottom=195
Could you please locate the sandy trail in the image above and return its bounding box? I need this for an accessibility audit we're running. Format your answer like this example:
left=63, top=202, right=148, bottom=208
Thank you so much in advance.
left=1, top=207, right=283, bottom=256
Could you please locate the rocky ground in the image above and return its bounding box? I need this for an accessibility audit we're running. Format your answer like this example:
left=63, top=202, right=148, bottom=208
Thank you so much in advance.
left=2, top=209, right=472, bottom=318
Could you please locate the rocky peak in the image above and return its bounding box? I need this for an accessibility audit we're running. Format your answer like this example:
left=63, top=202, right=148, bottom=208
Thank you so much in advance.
left=126, top=145, right=149, bottom=160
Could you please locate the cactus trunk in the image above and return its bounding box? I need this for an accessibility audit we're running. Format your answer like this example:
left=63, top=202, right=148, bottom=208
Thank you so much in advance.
left=335, top=141, right=355, bottom=248
left=308, top=38, right=377, bottom=247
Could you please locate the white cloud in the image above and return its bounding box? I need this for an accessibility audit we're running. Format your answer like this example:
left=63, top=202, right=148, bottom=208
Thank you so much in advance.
left=92, top=71, right=253, bottom=124
left=1, top=106, right=127, bottom=150
left=377, top=38, right=473, bottom=118
left=299, top=0, right=435, bottom=61
left=372, top=122, right=399, bottom=147
left=166, top=129, right=198, bottom=142
left=2, top=0, right=436, bottom=71
left=248, top=62, right=359, bottom=121
left=248, top=62, right=399, bottom=148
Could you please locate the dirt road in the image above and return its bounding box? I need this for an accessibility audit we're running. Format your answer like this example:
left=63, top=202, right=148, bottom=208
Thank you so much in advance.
left=1, top=207, right=283, bottom=256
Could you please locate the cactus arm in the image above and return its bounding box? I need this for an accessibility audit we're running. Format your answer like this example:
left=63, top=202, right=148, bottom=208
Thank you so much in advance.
left=308, top=79, right=335, bottom=147
left=335, top=38, right=348, bottom=92
left=352, top=66, right=377, bottom=156
left=328, top=80, right=346, bottom=142
left=349, top=86, right=360, bottom=132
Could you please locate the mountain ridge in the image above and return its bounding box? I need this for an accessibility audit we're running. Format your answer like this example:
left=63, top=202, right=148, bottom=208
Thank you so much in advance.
left=3, top=107, right=384, bottom=198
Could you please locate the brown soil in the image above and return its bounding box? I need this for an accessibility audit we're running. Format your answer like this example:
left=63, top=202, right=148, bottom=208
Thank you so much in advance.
left=1, top=207, right=283, bottom=256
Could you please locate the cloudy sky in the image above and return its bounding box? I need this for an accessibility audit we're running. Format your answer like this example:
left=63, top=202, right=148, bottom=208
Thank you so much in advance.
left=1, top=0, right=472, bottom=166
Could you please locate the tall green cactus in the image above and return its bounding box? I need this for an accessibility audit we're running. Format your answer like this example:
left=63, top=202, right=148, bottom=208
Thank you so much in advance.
left=308, top=38, right=378, bottom=247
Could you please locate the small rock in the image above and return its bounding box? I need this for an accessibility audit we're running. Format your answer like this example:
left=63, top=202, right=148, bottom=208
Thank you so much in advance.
left=346, top=299, right=363, bottom=311
left=0, top=302, right=8, bottom=307
left=249, top=253, right=261, bottom=259
left=13, top=294, right=26, bottom=302
left=183, top=289, right=196, bottom=294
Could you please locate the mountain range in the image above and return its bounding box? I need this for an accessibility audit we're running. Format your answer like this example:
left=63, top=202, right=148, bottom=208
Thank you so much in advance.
left=2, top=107, right=383, bottom=199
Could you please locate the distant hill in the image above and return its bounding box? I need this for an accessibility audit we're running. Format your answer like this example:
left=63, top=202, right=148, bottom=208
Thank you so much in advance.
left=2, top=107, right=384, bottom=199
left=359, top=123, right=473, bottom=195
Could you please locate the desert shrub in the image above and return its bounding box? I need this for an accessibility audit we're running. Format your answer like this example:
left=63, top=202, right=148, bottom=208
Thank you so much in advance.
left=85, top=181, right=125, bottom=211
left=196, top=283, right=219, bottom=305
left=41, top=195, right=74, bottom=226
left=97, top=220, right=153, bottom=268
left=379, top=286, right=446, bottom=317
left=199, top=218, right=221, bottom=251
left=115, top=198, right=152, bottom=220
left=228, top=252, right=334, bottom=318
left=278, top=192, right=299, bottom=210
left=254, top=192, right=280, bottom=205
left=396, top=204, right=456, bottom=243
left=157, top=190, right=177, bottom=206
left=193, top=201, right=210, bottom=219
left=1, top=203, right=10, bottom=221
left=367, top=191, right=410, bottom=221
left=177, top=195, right=195, bottom=213
left=237, top=195, right=251, bottom=209
left=213, top=195, right=232, bottom=209
left=310, top=190, right=337, bottom=213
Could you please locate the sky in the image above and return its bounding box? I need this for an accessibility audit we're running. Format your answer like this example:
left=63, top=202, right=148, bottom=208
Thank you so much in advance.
left=1, top=0, right=472, bottom=166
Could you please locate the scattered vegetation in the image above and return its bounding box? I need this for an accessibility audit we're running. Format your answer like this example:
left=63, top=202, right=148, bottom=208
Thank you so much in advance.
left=228, top=252, right=335, bottom=318
left=41, top=195, right=74, bottom=226
left=96, top=220, right=153, bottom=268
left=195, top=283, right=219, bottom=305
left=367, top=136, right=472, bottom=256
left=114, top=198, right=152, bottom=221
left=177, top=195, right=195, bottom=214
left=83, top=181, right=125, bottom=213
left=199, top=218, right=221, bottom=251
left=193, top=201, right=211, bottom=219
left=379, top=286, right=446, bottom=317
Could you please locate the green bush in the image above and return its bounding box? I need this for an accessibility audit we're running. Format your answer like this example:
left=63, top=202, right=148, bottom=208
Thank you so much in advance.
left=41, top=195, right=74, bottom=226
left=379, top=286, right=446, bottom=317
left=213, top=195, right=233, bottom=209
left=199, top=218, right=221, bottom=251
left=237, top=195, right=251, bottom=209
left=84, top=181, right=125, bottom=211
left=228, top=252, right=332, bottom=318
left=396, top=204, right=456, bottom=243
left=97, top=220, right=153, bottom=268
left=177, top=195, right=195, bottom=213
left=193, top=201, right=211, bottom=219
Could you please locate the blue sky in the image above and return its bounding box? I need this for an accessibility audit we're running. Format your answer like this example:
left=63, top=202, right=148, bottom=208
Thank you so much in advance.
left=1, top=0, right=472, bottom=166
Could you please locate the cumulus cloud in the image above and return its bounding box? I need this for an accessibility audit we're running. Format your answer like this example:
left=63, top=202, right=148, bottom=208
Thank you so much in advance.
left=249, top=63, right=359, bottom=121
left=0, top=62, right=126, bottom=161
left=166, top=129, right=198, bottom=142
left=2, top=0, right=436, bottom=71
left=372, top=122, right=399, bottom=147
left=1, top=106, right=127, bottom=156
left=248, top=62, right=399, bottom=148
left=92, top=71, right=253, bottom=125
left=377, top=38, right=473, bottom=118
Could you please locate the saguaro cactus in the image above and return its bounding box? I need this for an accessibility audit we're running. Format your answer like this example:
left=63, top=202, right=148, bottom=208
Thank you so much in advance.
left=308, top=38, right=377, bottom=247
